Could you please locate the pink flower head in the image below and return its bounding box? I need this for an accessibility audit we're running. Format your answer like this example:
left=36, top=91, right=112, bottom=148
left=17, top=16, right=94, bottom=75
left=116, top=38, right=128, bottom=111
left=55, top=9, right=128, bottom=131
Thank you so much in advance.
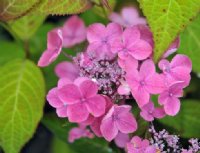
left=55, top=61, right=79, bottom=80
left=38, top=29, right=63, bottom=67
left=140, top=101, right=166, bottom=121
left=109, top=7, right=146, bottom=27
left=100, top=105, right=137, bottom=141
left=47, top=87, right=68, bottom=118
left=126, top=136, right=156, bottom=153
left=126, top=59, right=165, bottom=107
left=68, top=124, right=94, bottom=143
left=62, top=16, right=86, bottom=48
left=159, top=54, right=192, bottom=87
left=114, top=132, right=130, bottom=148
left=87, top=23, right=123, bottom=59
left=58, top=77, right=106, bottom=123
left=162, top=37, right=180, bottom=58
left=111, top=26, right=152, bottom=60
left=158, top=82, right=184, bottom=116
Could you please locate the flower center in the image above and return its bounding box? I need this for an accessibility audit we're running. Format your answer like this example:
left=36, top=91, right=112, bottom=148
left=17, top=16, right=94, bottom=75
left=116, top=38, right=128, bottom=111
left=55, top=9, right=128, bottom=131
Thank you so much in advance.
left=140, top=80, right=145, bottom=86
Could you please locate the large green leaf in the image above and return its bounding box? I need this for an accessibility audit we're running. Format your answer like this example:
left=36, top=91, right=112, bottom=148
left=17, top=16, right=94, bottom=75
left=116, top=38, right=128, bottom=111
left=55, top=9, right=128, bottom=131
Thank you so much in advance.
left=6, top=14, right=46, bottom=40
left=178, top=15, right=200, bottom=73
left=158, top=100, right=200, bottom=138
left=0, top=41, right=25, bottom=65
left=0, top=0, right=92, bottom=21
left=0, top=0, right=38, bottom=21
left=0, top=60, right=45, bottom=153
left=139, top=0, right=200, bottom=62
left=42, top=113, right=114, bottom=153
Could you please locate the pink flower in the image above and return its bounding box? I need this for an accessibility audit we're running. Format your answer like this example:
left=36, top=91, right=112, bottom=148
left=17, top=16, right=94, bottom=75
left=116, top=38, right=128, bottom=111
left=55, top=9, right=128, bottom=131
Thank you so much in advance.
left=38, top=29, right=63, bottom=67
left=140, top=101, right=166, bottom=121
left=100, top=105, right=137, bottom=141
left=158, top=82, right=184, bottom=116
left=55, top=61, right=79, bottom=80
left=109, top=7, right=146, bottom=27
left=62, top=16, right=86, bottom=48
left=114, top=132, right=130, bottom=148
left=118, top=54, right=138, bottom=71
left=87, top=23, right=123, bottom=59
left=68, top=124, right=94, bottom=143
left=117, top=79, right=131, bottom=96
left=47, top=87, right=68, bottom=118
left=126, top=136, right=156, bottom=153
left=126, top=59, right=165, bottom=107
left=58, top=77, right=106, bottom=123
left=111, top=26, right=152, bottom=60
left=159, top=54, right=192, bottom=87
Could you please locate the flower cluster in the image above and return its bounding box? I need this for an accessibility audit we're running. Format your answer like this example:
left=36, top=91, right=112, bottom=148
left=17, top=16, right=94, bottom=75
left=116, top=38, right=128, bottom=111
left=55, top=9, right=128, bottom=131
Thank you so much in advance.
left=38, top=7, right=193, bottom=153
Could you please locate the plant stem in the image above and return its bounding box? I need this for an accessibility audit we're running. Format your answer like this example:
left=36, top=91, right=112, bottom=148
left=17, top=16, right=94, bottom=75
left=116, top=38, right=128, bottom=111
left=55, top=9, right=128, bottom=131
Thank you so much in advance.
left=24, top=40, right=30, bottom=58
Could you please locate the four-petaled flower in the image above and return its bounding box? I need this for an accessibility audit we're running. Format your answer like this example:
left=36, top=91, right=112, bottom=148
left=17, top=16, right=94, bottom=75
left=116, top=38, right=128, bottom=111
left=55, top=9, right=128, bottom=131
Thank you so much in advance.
left=100, top=105, right=137, bottom=141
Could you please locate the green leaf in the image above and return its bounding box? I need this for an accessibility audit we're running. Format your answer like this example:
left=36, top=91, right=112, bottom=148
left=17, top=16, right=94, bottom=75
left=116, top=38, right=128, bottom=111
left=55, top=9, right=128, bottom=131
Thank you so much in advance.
left=0, top=59, right=45, bottom=153
left=52, top=137, right=77, bottom=153
left=178, top=15, right=200, bottom=73
left=139, top=0, right=200, bottom=62
left=158, top=100, right=200, bottom=138
left=35, top=0, right=92, bottom=16
left=0, top=0, right=38, bottom=21
left=0, top=41, right=25, bottom=65
left=0, top=0, right=92, bottom=22
left=42, top=113, right=113, bottom=153
left=6, top=14, right=46, bottom=40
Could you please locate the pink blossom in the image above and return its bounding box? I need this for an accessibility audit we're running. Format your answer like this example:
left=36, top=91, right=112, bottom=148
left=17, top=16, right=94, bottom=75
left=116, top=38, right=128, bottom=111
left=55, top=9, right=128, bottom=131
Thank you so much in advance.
left=55, top=61, right=79, bottom=80
left=117, top=79, right=131, bottom=96
left=109, top=7, right=146, bottom=27
left=38, top=29, right=63, bottom=67
left=62, top=16, right=86, bottom=48
left=111, top=26, right=152, bottom=60
left=126, top=59, right=165, bottom=107
left=58, top=77, right=106, bottom=123
left=100, top=105, right=137, bottom=141
left=126, top=136, right=156, bottom=153
left=140, top=101, right=166, bottom=121
left=159, top=54, right=192, bottom=87
left=118, top=54, right=138, bottom=71
left=114, top=132, right=130, bottom=148
left=158, top=82, right=184, bottom=116
left=68, top=124, right=94, bottom=143
left=87, top=23, right=122, bottom=59
left=46, top=87, right=68, bottom=118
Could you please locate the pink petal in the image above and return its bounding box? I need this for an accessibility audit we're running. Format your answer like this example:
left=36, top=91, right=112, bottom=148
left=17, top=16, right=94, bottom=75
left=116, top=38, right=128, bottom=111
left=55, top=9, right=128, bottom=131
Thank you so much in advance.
left=153, top=108, right=166, bottom=119
left=118, top=83, right=131, bottom=95
left=74, top=77, right=90, bottom=86
left=158, top=92, right=171, bottom=105
left=146, top=74, right=165, bottom=94
left=55, top=62, right=79, bottom=80
left=79, top=80, right=98, bottom=98
left=171, top=54, right=192, bottom=73
left=109, top=13, right=125, bottom=26
left=140, top=60, right=155, bottom=79
left=131, top=87, right=150, bottom=108
left=67, top=103, right=89, bottom=122
left=116, top=112, right=137, bottom=133
left=56, top=106, right=68, bottom=118
left=123, top=27, right=140, bottom=47
left=38, top=29, right=63, bottom=67
left=62, top=16, right=86, bottom=47
left=158, top=59, right=170, bottom=72
left=57, top=78, right=73, bottom=89
left=118, top=55, right=138, bottom=70
left=106, top=23, right=123, bottom=41
left=87, top=23, right=106, bottom=43
left=130, top=136, right=142, bottom=146
left=140, top=110, right=154, bottom=121
left=90, top=116, right=103, bottom=137
left=128, top=39, right=152, bottom=60
left=58, top=84, right=81, bottom=104
left=47, top=87, right=63, bottom=108
left=114, top=132, right=130, bottom=148
left=86, top=95, right=106, bottom=117
left=164, top=97, right=180, bottom=116
left=100, top=117, right=118, bottom=141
